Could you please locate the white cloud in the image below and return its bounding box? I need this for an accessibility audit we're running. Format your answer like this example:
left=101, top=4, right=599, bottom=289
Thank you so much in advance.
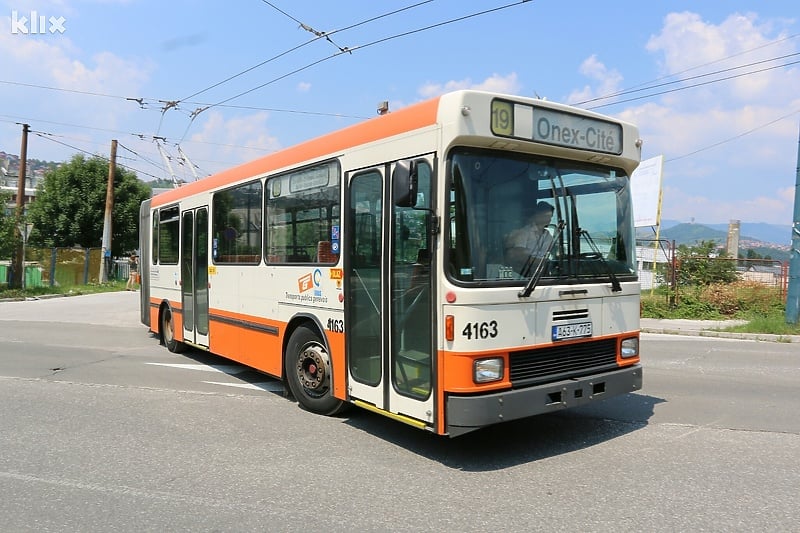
left=646, top=11, right=798, bottom=104
left=662, top=185, right=793, bottom=225
left=620, top=11, right=800, bottom=225
left=566, top=55, right=624, bottom=105
left=186, top=110, right=281, bottom=174
left=417, top=73, right=521, bottom=99
left=297, top=82, right=312, bottom=93
left=0, top=19, right=152, bottom=135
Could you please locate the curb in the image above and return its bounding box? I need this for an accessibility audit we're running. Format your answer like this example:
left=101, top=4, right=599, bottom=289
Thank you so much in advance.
left=0, top=293, right=68, bottom=303
left=641, top=327, right=800, bottom=343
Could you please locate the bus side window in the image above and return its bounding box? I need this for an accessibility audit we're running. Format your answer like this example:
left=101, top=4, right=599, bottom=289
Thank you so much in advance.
left=265, top=161, right=341, bottom=265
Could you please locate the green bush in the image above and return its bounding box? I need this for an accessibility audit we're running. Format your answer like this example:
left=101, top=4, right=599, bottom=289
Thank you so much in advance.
left=641, top=281, right=800, bottom=335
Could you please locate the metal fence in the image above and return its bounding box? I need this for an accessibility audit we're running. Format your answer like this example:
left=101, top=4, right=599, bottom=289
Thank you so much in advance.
left=636, top=239, right=789, bottom=300
left=0, top=247, right=131, bottom=289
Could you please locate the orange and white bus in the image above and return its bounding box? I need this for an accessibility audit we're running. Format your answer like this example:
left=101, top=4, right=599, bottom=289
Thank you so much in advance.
left=139, top=90, right=643, bottom=437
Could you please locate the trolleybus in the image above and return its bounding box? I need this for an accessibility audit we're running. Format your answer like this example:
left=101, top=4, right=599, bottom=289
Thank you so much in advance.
left=139, top=90, right=643, bottom=436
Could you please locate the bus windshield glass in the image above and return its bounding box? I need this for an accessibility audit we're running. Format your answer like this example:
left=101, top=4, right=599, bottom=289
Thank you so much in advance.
left=447, top=148, right=637, bottom=285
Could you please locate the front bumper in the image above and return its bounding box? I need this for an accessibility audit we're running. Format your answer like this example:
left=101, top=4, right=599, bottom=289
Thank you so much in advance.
left=446, top=364, right=642, bottom=437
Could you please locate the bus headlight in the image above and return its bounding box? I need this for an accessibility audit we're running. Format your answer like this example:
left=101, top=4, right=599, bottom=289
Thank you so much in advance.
left=474, top=358, right=504, bottom=383
left=620, top=337, right=639, bottom=359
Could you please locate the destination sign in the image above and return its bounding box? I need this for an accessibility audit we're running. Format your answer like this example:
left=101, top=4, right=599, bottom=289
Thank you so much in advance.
left=491, top=99, right=623, bottom=155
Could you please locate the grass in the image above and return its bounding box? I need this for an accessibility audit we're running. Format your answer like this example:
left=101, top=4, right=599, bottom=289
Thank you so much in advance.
left=0, top=280, right=128, bottom=300
left=642, top=281, right=800, bottom=336
left=723, top=311, right=800, bottom=337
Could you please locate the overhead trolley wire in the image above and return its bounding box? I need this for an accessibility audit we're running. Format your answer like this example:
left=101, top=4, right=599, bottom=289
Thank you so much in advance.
left=577, top=32, right=800, bottom=108
left=585, top=57, right=800, bottom=110
left=31, top=130, right=161, bottom=180
left=666, top=107, right=800, bottom=163
left=579, top=52, right=800, bottom=109
left=202, top=0, right=530, bottom=110
left=180, top=0, right=435, bottom=103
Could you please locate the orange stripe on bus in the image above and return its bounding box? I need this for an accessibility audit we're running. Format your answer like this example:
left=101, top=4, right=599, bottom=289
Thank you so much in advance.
left=151, top=96, right=441, bottom=208
left=150, top=303, right=347, bottom=400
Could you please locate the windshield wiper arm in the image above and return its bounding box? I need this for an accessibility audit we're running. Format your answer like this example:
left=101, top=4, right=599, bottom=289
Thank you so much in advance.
left=519, top=220, right=565, bottom=298
left=578, top=229, right=622, bottom=292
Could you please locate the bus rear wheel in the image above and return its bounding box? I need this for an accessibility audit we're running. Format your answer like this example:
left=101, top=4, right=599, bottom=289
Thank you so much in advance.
left=161, top=306, right=185, bottom=353
left=285, top=325, right=345, bottom=415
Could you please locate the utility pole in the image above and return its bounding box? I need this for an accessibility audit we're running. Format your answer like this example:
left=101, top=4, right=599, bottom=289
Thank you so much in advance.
left=786, top=124, right=800, bottom=324
left=11, top=123, right=29, bottom=289
left=99, top=139, right=117, bottom=282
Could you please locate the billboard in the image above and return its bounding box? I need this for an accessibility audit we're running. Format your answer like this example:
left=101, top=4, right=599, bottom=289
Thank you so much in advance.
left=631, top=155, right=664, bottom=228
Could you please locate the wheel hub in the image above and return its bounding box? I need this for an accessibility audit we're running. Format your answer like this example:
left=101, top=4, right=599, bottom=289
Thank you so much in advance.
left=297, top=346, right=328, bottom=391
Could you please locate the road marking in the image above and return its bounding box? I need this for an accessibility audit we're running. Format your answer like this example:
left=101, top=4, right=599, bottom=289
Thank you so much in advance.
left=201, top=380, right=284, bottom=392
left=146, top=363, right=245, bottom=374
left=146, top=362, right=281, bottom=393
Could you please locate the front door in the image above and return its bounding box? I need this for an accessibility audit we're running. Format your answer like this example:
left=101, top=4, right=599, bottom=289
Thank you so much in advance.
left=181, top=208, right=209, bottom=348
left=346, top=157, right=435, bottom=426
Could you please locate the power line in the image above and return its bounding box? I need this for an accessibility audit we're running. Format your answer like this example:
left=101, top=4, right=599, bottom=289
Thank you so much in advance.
left=260, top=0, right=350, bottom=53
left=586, top=57, right=800, bottom=110
left=666, top=107, right=800, bottom=163
left=204, top=1, right=530, bottom=109
left=32, top=131, right=162, bottom=180
left=0, top=79, right=135, bottom=102
left=180, top=1, right=433, bottom=103
left=117, top=141, right=167, bottom=175
left=578, top=52, right=800, bottom=108
left=579, top=32, right=800, bottom=107
left=0, top=113, right=278, bottom=154
left=0, top=79, right=370, bottom=122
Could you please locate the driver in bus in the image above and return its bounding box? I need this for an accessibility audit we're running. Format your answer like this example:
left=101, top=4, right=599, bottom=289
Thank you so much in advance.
left=504, top=201, right=554, bottom=274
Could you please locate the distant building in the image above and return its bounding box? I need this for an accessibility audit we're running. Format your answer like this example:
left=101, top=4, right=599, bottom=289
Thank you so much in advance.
left=738, top=263, right=784, bottom=288
left=637, top=243, right=671, bottom=289
left=0, top=173, right=39, bottom=216
left=1, top=155, right=45, bottom=215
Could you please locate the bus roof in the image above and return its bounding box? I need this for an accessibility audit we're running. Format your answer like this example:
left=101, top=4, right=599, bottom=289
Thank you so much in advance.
left=149, top=90, right=639, bottom=208
left=150, top=95, right=442, bottom=208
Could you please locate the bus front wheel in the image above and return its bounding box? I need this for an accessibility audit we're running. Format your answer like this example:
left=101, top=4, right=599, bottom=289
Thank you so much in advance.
left=285, top=325, right=345, bottom=415
left=161, top=306, right=185, bottom=353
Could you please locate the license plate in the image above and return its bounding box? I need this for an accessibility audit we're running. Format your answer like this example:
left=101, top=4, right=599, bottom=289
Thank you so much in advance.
left=552, top=322, right=592, bottom=341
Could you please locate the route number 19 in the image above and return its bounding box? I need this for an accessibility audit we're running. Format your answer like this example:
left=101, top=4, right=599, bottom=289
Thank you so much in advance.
left=491, top=100, right=514, bottom=136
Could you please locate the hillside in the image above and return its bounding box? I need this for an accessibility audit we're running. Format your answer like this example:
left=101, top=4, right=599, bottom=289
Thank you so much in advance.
left=659, top=219, right=792, bottom=245
left=640, top=222, right=791, bottom=261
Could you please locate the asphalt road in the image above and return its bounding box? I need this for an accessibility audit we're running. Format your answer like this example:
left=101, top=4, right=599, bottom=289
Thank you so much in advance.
left=1, top=292, right=798, bottom=532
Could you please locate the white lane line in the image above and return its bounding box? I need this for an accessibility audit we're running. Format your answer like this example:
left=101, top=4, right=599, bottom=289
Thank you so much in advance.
left=146, top=363, right=245, bottom=374
left=146, top=362, right=281, bottom=393
left=201, top=381, right=284, bottom=392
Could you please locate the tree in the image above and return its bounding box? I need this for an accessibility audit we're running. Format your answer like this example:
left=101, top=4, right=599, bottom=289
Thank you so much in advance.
left=676, top=240, right=738, bottom=286
left=27, top=154, right=151, bottom=256
left=0, top=191, right=15, bottom=258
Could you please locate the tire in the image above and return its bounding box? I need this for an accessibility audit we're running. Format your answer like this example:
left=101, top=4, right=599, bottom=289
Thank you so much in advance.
left=285, top=325, right=345, bottom=415
left=161, top=306, right=186, bottom=353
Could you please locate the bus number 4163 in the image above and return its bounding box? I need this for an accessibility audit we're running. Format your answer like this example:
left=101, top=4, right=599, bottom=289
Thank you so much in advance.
left=461, top=320, right=498, bottom=340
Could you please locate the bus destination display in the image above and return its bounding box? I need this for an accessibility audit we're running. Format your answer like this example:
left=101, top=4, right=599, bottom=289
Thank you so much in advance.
left=491, top=99, right=622, bottom=155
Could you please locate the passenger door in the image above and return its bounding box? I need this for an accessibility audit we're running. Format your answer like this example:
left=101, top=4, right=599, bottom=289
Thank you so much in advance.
left=345, top=157, right=435, bottom=426
left=181, top=207, right=209, bottom=348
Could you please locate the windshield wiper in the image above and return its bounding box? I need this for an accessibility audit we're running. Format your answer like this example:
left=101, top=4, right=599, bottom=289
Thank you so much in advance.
left=518, top=220, right=565, bottom=298
left=578, top=229, right=622, bottom=292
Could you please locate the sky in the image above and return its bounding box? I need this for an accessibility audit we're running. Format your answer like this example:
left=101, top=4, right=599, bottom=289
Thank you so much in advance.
left=1, top=0, right=799, bottom=227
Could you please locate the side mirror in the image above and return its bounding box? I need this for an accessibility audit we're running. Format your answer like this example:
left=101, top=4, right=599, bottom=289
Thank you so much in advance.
left=393, top=159, right=418, bottom=207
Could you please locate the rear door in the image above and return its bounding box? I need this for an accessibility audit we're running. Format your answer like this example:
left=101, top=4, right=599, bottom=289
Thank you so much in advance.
left=181, top=207, right=209, bottom=348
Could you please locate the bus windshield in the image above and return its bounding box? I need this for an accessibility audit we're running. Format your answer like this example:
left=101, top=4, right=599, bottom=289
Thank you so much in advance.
left=447, top=148, right=637, bottom=286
